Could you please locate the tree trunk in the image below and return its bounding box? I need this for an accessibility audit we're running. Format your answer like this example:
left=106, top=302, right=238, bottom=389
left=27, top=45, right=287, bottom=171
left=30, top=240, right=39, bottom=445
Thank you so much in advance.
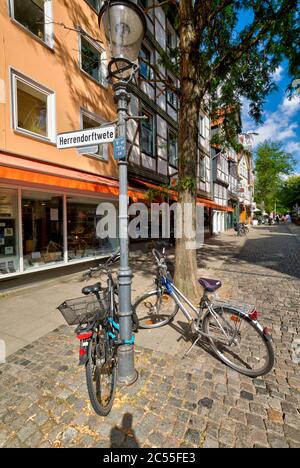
left=174, top=0, right=202, bottom=303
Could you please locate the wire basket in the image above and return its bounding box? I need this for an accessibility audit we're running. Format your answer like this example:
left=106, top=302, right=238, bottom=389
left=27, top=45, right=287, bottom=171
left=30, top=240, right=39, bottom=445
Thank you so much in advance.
left=57, top=295, right=106, bottom=326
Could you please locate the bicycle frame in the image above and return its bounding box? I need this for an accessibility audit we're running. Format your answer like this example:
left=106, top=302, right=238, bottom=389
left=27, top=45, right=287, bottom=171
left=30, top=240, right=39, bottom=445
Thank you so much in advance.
left=159, top=274, right=247, bottom=343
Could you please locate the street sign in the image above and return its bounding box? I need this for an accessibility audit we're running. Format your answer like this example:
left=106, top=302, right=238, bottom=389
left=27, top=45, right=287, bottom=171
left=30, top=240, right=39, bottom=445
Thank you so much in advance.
left=57, top=125, right=116, bottom=149
left=113, top=137, right=126, bottom=160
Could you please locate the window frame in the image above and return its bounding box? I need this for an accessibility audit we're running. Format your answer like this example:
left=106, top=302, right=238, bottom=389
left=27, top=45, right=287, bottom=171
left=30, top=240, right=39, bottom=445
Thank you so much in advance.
left=9, top=0, right=54, bottom=48
left=199, top=115, right=205, bottom=138
left=79, top=108, right=109, bottom=162
left=167, top=128, right=178, bottom=168
left=139, top=44, right=153, bottom=81
left=79, top=32, right=107, bottom=88
left=10, top=69, right=56, bottom=143
left=200, top=156, right=206, bottom=182
left=140, top=108, right=156, bottom=158
left=166, top=76, right=177, bottom=110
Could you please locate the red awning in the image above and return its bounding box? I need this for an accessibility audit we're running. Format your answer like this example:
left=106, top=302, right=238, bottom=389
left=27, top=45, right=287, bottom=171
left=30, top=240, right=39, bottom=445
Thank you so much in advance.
left=0, top=152, right=146, bottom=200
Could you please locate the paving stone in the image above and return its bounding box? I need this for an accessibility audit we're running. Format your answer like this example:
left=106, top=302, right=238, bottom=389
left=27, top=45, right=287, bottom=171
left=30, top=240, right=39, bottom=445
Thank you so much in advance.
left=267, top=433, right=289, bottom=449
left=184, top=428, right=201, bottom=446
left=240, top=391, right=254, bottom=401
left=267, top=408, right=283, bottom=424
left=283, top=425, right=300, bottom=443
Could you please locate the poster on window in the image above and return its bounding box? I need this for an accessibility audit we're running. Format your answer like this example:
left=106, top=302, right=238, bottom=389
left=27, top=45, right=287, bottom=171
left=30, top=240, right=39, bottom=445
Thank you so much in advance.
left=0, top=206, right=12, bottom=217
left=4, top=228, right=13, bottom=237
left=5, top=247, right=13, bottom=255
left=50, top=208, right=59, bottom=222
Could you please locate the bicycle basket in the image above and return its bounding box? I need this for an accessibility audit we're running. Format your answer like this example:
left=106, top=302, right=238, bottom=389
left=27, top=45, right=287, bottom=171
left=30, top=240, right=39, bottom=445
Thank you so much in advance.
left=57, top=295, right=106, bottom=326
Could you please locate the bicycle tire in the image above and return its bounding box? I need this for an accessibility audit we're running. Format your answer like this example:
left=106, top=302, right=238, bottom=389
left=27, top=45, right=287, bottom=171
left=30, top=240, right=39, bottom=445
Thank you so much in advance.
left=86, top=332, right=117, bottom=416
left=133, top=289, right=179, bottom=329
left=203, top=307, right=274, bottom=377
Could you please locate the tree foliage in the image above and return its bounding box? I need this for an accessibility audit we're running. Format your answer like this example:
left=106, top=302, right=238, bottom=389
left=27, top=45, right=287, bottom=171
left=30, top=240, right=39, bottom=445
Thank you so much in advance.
left=278, top=175, right=300, bottom=210
left=160, top=0, right=299, bottom=144
left=254, top=140, right=296, bottom=212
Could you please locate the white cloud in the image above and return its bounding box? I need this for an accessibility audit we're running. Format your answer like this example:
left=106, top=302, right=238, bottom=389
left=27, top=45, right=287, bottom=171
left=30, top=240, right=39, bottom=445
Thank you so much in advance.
left=280, top=96, right=300, bottom=117
left=241, top=94, right=300, bottom=159
left=286, top=141, right=300, bottom=154
left=272, top=66, right=284, bottom=83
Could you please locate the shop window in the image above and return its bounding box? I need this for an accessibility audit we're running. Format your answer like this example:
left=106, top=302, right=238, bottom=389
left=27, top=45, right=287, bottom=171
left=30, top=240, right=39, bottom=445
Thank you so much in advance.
left=80, top=110, right=108, bottom=161
left=80, top=35, right=107, bottom=86
left=22, top=192, right=63, bottom=270
left=10, top=0, right=53, bottom=46
left=168, top=129, right=178, bottom=167
left=11, top=71, right=56, bottom=141
left=141, top=110, right=155, bottom=156
left=0, top=189, right=19, bottom=276
left=67, top=197, right=119, bottom=261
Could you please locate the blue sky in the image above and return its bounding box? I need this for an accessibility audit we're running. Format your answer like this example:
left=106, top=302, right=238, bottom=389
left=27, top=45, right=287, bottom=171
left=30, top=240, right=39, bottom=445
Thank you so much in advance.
left=241, top=64, right=300, bottom=174
left=238, top=11, right=300, bottom=174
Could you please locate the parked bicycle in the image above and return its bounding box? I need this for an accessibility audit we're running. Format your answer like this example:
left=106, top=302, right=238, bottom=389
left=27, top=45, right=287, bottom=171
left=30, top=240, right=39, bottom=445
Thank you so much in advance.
left=133, top=247, right=274, bottom=377
left=58, top=249, right=138, bottom=416
left=234, top=222, right=249, bottom=236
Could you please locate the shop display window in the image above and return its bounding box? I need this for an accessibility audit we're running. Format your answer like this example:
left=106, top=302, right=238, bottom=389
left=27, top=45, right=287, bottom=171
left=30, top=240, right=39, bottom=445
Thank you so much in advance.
left=22, top=191, right=63, bottom=270
left=0, top=188, right=19, bottom=275
left=67, top=196, right=119, bottom=261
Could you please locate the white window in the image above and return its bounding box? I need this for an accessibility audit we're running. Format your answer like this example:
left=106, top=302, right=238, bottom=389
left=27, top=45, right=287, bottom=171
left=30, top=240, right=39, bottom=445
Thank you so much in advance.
left=200, top=157, right=206, bottom=181
left=9, top=0, right=54, bottom=47
left=79, top=109, right=108, bottom=161
left=199, top=115, right=205, bottom=138
left=11, top=70, right=56, bottom=142
left=80, top=34, right=107, bottom=87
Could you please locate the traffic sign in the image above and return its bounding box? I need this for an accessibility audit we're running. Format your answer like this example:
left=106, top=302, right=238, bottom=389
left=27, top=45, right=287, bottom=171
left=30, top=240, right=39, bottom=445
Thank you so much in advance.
left=57, top=125, right=116, bottom=149
left=113, top=137, right=126, bottom=159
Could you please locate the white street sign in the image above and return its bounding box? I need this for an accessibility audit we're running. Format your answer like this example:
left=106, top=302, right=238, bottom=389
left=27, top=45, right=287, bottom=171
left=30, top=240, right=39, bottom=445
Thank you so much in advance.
left=57, top=125, right=116, bottom=149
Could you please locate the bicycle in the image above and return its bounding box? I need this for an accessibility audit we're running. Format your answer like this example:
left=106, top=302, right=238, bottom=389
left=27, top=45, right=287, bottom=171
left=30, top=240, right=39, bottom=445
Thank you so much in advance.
left=234, top=223, right=249, bottom=236
left=133, top=247, right=274, bottom=377
left=58, top=249, right=138, bottom=416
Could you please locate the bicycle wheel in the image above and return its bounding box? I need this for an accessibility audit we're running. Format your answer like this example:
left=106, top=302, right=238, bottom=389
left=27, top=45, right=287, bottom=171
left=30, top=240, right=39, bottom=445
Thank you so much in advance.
left=202, top=307, right=274, bottom=377
left=86, top=331, right=117, bottom=416
left=133, top=289, right=178, bottom=329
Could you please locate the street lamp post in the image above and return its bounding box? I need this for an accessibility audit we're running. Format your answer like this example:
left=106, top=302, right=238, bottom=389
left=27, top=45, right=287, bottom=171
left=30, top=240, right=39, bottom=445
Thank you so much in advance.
left=99, top=0, right=146, bottom=385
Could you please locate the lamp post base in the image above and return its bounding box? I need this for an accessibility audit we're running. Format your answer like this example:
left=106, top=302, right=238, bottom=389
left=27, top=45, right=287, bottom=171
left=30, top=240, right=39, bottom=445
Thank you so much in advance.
left=117, top=345, right=138, bottom=386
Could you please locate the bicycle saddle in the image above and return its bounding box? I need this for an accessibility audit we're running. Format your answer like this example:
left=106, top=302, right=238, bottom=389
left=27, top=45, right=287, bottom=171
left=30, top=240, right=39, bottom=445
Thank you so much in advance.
left=199, top=278, right=222, bottom=293
left=82, top=282, right=101, bottom=296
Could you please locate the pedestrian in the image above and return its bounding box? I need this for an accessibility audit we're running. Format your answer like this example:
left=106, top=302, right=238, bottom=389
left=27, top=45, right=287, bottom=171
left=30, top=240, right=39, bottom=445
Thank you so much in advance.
left=285, top=213, right=291, bottom=223
left=275, top=214, right=280, bottom=224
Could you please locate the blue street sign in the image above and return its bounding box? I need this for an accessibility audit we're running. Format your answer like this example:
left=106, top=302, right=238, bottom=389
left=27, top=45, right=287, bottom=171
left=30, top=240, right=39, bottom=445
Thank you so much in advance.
left=113, top=137, right=126, bottom=160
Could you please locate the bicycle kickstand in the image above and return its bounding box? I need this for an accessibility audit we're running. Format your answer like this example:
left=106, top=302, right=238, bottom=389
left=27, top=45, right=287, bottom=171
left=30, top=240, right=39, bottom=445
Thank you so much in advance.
left=182, top=336, right=201, bottom=360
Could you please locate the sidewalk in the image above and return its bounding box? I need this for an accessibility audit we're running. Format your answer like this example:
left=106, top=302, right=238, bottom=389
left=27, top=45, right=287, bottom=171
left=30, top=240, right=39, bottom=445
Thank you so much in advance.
left=0, top=225, right=300, bottom=448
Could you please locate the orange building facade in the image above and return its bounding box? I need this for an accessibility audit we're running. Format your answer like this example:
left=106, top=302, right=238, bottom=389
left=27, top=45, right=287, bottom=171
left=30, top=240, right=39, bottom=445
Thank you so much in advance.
left=0, top=0, right=127, bottom=281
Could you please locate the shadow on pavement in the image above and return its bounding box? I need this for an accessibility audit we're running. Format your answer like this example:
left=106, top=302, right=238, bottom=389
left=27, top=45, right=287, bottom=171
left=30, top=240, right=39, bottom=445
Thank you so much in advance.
left=110, top=413, right=140, bottom=448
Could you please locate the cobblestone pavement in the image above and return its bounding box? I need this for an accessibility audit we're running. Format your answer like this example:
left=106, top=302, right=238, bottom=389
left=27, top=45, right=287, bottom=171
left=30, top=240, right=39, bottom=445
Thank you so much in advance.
left=0, top=225, right=299, bottom=448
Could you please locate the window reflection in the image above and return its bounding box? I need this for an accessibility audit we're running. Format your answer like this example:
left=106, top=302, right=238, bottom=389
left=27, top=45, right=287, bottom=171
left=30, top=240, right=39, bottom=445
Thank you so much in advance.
left=22, top=192, right=63, bottom=270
